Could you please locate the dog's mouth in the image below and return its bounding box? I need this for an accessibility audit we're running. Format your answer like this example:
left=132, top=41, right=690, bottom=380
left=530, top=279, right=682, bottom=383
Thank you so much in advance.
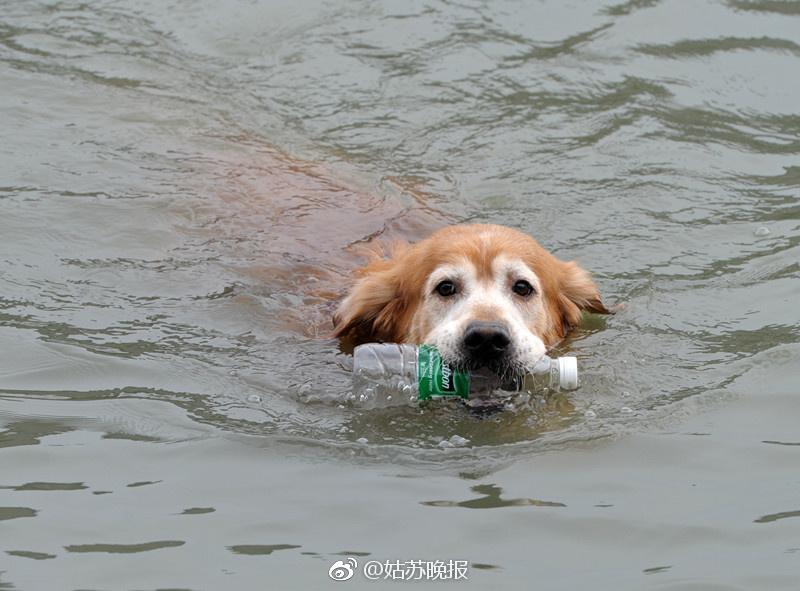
left=456, top=321, right=526, bottom=385
left=452, top=357, right=525, bottom=393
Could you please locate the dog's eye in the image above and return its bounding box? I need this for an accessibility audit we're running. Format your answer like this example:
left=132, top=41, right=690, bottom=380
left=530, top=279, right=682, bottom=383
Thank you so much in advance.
left=512, top=280, right=535, bottom=297
left=435, top=280, right=457, bottom=297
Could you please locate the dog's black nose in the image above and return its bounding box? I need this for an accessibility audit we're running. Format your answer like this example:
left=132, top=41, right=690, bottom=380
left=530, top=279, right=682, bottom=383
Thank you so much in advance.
left=463, top=321, right=511, bottom=365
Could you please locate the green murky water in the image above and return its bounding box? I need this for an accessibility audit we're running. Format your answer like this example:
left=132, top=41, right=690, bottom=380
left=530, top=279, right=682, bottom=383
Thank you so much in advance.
left=1, top=0, right=799, bottom=589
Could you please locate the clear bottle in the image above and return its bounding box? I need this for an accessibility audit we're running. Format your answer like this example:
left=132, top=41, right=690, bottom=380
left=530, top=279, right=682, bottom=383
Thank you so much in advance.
left=351, top=343, right=578, bottom=409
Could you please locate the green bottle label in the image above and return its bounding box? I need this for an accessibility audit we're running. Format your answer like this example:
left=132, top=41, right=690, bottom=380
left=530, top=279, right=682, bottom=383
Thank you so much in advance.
left=417, top=345, right=470, bottom=400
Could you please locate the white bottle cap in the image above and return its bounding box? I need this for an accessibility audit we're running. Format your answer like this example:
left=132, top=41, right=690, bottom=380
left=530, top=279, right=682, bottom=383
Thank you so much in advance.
left=557, top=357, right=578, bottom=390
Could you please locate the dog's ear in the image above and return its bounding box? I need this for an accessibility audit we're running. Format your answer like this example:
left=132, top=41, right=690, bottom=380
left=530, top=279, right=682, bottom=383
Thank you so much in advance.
left=556, top=260, right=613, bottom=335
left=332, top=259, right=411, bottom=343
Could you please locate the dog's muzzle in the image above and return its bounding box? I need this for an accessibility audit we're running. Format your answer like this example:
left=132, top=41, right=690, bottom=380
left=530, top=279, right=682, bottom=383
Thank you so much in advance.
left=462, top=321, right=511, bottom=369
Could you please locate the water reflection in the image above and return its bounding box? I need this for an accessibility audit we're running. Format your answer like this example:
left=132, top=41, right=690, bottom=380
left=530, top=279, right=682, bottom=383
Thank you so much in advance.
left=422, top=484, right=566, bottom=509
left=227, top=544, right=302, bottom=556
left=0, top=507, right=37, bottom=521
left=63, top=541, right=186, bottom=554
left=754, top=510, right=800, bottom=524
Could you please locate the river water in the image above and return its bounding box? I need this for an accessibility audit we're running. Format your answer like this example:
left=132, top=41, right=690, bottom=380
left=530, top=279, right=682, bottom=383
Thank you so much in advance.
left=1, top=0, right=799, bottom=589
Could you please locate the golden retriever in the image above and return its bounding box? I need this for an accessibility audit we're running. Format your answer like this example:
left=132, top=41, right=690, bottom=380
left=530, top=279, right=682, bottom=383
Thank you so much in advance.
left=333, top=224, right=611, bottom=378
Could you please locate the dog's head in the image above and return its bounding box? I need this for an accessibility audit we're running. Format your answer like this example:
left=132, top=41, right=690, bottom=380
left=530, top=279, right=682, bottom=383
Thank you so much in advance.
left=334, top=224, right=611, bottom=377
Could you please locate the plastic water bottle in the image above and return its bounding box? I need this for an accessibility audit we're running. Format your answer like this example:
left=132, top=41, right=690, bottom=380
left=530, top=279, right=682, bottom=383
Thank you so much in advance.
left=351, top=343, right=578, bottom=409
